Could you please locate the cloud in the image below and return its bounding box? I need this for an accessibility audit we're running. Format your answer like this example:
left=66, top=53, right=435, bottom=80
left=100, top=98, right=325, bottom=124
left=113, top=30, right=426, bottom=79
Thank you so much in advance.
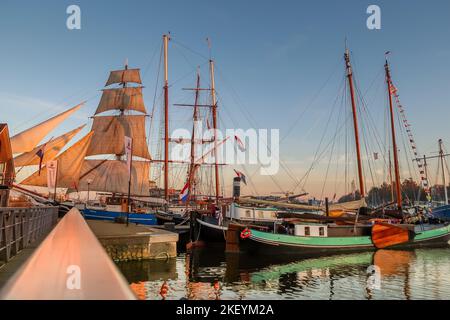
left=265, top=33, right=308, bottom=60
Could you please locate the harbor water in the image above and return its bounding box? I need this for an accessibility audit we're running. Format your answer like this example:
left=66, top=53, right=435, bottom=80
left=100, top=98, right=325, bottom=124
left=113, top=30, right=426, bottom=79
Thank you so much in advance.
left=117, top=245, right=450, bottom=300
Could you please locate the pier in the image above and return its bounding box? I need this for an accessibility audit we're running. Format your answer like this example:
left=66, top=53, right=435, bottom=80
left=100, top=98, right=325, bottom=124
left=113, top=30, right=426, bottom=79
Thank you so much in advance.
left=87, top=220, right=178, bottom=261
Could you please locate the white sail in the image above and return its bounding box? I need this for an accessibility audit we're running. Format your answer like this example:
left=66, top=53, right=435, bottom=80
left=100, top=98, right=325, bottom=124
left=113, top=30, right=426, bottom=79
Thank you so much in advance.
left=10, top=103, right=84, bottom=154
left=14, top=125, right=85, bottom=167
left=20, top=132, right=93, bottom=188
left=95, top=87, right=146, bottom=115
left=86, top=115, right=151, bottom=159
left=74, top=159, right=150, bottom=196
left=105, top=69, right=142, bottom=86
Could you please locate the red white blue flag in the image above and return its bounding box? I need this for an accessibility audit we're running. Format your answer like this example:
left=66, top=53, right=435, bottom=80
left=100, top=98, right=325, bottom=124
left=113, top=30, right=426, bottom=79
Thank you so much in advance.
left=179, top=181, right=190, bottom=202
left=35, top=139, right=51, bottom=176
left=234, top=135, right=246, bottom=152
left=234, top=169, right=247, bottom=185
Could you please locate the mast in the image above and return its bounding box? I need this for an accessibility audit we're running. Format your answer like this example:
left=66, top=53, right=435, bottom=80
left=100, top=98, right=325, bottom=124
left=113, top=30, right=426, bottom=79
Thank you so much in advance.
left=186, top=71, right=201, bottom=207
left=423, top=154, right=430, bottom=202
left=344, top=49, right=365, bottom=198
left=385, top=59, right=402, bottom=212
left=163, top=34, right=170, bottom=203
left=438, top=139, right=448, bottom=204
left=209, top=59, right=220, bottom=203
left=388, top=150, right=394, bottom=202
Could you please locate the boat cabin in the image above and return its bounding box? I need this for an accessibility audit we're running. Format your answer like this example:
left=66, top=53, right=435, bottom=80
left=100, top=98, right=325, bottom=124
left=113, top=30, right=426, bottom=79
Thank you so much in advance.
left=294, top=223, right=328, bottom=237
left=290, top=222, right=372, bottom=237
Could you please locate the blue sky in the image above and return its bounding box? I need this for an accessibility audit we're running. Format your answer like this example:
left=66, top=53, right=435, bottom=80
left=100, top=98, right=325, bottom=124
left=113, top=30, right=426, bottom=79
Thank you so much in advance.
left=1, top=0, right=450, bottom=197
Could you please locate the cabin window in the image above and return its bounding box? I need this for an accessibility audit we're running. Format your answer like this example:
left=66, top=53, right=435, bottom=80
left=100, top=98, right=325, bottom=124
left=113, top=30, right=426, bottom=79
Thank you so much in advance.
left=257, top=211, right=264, bottom=219
left=245, top=210, right=251, bottom=218
left=319, top=227, right=325, bottom=236
left=304, top=226, right=310, bottom=236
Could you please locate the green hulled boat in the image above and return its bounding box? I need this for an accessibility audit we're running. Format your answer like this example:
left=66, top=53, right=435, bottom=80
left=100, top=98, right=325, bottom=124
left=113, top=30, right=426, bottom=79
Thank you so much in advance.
left=241, top=223, right=450, bottom=256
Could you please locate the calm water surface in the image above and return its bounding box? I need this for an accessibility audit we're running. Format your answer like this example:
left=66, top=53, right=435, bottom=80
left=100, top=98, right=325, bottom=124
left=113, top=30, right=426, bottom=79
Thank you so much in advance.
left=117, top=246, right=450, bottom=300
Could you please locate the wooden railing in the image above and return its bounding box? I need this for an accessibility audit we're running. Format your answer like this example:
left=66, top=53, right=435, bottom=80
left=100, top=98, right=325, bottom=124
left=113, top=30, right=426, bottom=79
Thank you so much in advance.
left=0, top=206, right=58, bottom=265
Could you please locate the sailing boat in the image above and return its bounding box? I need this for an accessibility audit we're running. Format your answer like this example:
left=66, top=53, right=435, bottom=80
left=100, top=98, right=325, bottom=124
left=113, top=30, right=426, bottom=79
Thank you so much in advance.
left=238, top=49, right=450, bottom=256
left=18, top=64, right=157, bottom=225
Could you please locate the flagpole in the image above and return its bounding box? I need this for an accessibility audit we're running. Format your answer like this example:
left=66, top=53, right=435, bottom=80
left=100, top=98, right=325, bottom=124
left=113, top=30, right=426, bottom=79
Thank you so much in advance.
left=127, top=139, right=133, bottom=227
left=53, top=160, right=58, bottom=202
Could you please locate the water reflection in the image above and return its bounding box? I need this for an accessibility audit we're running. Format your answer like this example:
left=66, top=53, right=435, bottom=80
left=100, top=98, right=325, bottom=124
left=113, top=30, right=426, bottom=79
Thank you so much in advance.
left=117, top=246, right=450, bottom=300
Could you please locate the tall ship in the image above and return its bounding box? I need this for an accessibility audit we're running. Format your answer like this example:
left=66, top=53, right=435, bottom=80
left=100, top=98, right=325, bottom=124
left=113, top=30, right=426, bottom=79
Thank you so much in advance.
left=13, top=64, right=157, bottom=225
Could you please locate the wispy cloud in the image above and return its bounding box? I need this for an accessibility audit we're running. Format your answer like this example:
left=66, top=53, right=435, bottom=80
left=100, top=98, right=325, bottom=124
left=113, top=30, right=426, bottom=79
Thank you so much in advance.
left=264, top=33, right=308, bottom=60
left=1, top=92, right=88, bottom=133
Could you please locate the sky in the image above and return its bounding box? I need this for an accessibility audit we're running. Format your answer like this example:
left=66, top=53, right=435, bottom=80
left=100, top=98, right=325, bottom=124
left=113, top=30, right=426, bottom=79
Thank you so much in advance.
left=1, top=0, right=450, bottom=199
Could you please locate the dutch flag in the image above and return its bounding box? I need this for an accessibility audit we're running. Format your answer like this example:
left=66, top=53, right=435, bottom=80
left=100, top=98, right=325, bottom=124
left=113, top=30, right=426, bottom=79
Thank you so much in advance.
left=234, top=135, right=246, bottom=152
left=179, top=181, right=190, bottom=202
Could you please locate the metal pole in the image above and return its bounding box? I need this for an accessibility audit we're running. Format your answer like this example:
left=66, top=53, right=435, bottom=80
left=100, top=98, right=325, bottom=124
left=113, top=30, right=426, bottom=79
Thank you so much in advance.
left=54, top=160, right=58, bottom=202
left=127, top=140, right=133, bottom=227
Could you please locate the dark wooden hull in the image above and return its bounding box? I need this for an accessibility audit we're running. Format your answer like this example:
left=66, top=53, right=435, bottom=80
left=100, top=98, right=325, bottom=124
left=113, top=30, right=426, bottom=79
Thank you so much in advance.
left=155, top=212, right=186, bottom=225
left=196, top=216, right=227, bottom=243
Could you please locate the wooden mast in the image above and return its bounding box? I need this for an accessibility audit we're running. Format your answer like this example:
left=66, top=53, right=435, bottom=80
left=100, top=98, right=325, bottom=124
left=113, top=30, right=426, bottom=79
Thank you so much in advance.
left=163, top=34, right=170, bottom=204
left=385, top=59, right=402, bottom=212
left=344, top=49, right=365, bottom=198
left=388, top=150, right=394, bottom=202
left=438, top=139, right=448, bottom=204
left=186, top=70, right=201, bottom=207
left=209, top=59, right=220, bottom=203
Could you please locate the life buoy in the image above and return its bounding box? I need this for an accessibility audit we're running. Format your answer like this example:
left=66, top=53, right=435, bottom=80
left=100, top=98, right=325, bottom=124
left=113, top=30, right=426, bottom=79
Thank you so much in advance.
left=240, top=228, right=251, bottom=239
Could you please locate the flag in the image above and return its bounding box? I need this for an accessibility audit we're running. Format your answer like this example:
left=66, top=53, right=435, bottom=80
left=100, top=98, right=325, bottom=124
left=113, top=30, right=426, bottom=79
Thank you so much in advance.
left=46, top=160, right=58, bottom=190
left=389, top=83, right=397, bottom=94
left=234, top=135, right=246, bottom=152
left=179, top=181, right=190, bottom=202
left=124, top=136, right=132, bottom=175
left=36, top=146, right=45, bottom=175
left=234, top=169, right=247, bottom=185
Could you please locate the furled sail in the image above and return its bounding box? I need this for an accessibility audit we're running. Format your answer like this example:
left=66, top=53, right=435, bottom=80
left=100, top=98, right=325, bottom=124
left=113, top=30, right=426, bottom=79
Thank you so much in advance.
left=95, top=87, right=146, bottom=115
left=74, top=159, right=150, bottom=196
left=14, top=125, right=85, bottom=167
left=10, top=103, right=84, bottom=154
left=238, top=197, right=367, bottom=212
left=86, top=115, right=151, bottom=159
left=20, top=132, right=93, bottom=188
left=105, top=69, right=142, bottom=86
